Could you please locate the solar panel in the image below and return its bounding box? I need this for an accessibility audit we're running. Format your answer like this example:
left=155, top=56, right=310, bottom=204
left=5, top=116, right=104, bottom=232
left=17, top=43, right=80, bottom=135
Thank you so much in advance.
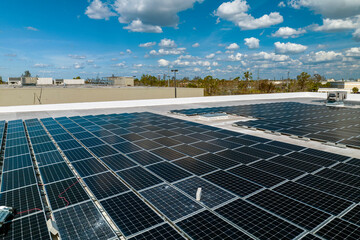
left=63, top=148, right=93, bottom=162
left=127, top=150, right=163, bottom=166
left=203, top=170, right=262, bottom=197
left=228, top=165, right=285, bottom=188
left=71, top=158, right=108, bottom=177
left=150, top=147, right=186, bottom=161
left=56, top=140, right=82, bottom=151
left=117, top=167, right=163, bottom=190
left=0, top=212, right=51, bottom=240
left=39, top=162, right=75, bottom=184
left=146, top=162, right=192, bottom=183
left=0, top=185, right=43, bottom=217
left=316, top=218, right=360, bottom=239
left=216, top=199, right=304, bottom=240
left=269, top=155, right=321, bottom=172
left=101, top=154, right=137, bottom=171
left=250, top=160, right=304, bottom=179
left=174, top=177, right=235, bottom=208
left=100, top=192, right=164, bottom=236
left=51, top=133, right=74, bottom=142
left=113, top=141, right=142, bottom=154
left=45, top=178, right=89, bottom=210
left=274, top=181, right=353, bottom=215
left=35, top=150, right=65, bottom=166
left=53, top=201, right=116, bottom=240
left=248, top=189, right=331, bottom=230
left=6, top=137, right=28, bottom=146
left=315, top=168, right=360, bottom=188
left=28, top=135, right=51, bottom=145
left=5, top=144, right=30, bottom=158
left=88, top=145, right=119, bottom=157
left=2, top=154, right=33, bottom=172
left=235, top=146, right=276, bottom=159
left=1, top=167, right=37, bottom=191
left=342, top=205, right=360, bottom=226
left=129, top=223, right=185, bottom=240
left=173, top=157, right=217, bottom=175
left=83, top=172, right=129, bottom=199
left=141, top=184, right=203, bottom=221
left=332, top=162, right=360, bottom=176
left=172, top=144, right=207, bottom=157
left=195, top=153, right=238, bottom=169
left=190, top=142, right=225, bottom=153
left=79, top=137, right=105, bottom=147
left=100, top=135, right=126, bottom=144
left=215, top=149, right=259, bottom=164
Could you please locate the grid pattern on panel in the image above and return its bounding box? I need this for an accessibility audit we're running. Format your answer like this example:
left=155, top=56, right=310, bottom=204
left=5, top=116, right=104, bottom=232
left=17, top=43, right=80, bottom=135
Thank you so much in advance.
left=190, top=142, right=225, bottom=153
left=250, top=160, right=304, bottom=179
left=315, top=168, right=360, bottom=188
left=248, top=189, right=331, bottom=230
left=216, top=199, right=304, bottom=240
left=117, top=166, right=163, bottom=190
left=195, top=153, right=238, bottom=169
left=229, top=165, right=285, bottom=188
left=342, top=205, right=360, bottom=226
left=203, top=170, right=262, bottom=197
left=5, top=144, right=29, bottom=158
left=141, top=184, right=203, bottom=221
left=71, top=158, right=108, bottom=177
left=113, top=142, right=142, bottom=154
left=89, top=145, right=119, bottom=158
left=129, top=223, right=185, bottom=240
left=150, top=147, right=186, bottom=161
left=269, top=156, right=321, bottom=173
left=332, top=163, right=360, bottom=176
left=56, top=140, right=82, bottom=151
left=173, top=157, right=217, bottom=176
left=101, top=154, right=137, bottom=171
left=316, top=218, right=360, bottom=240
left=172, top=144, right=207, bottom=157
left=53, top=201, right=116, bottom=240
left=127, top=150, right=163, bottom=166
left=252, top=143, right=292, bottom=155
left=2, top=154, right=33, bottom=172
left=174, top=177, right=235, bottom=208
left=45, top=178, right=89, bottom=210
left=83, top=172, right=129, bottom=200
left=274, top=181, right=353, bottom=215
left=146, top=162, right=192, bottom=183
left=32, top=142, right=57, bottom=154
left=100, top=192, right=164, bottom=237
left=35, top=151, right=65, bottom=166
left=235, top=146, right=276, bottom=159
left=215, top=149, right=259, bottom=164
left=0, top=185, right=43, bottom=217
left=1, top=212, right=50, bottom=240
left=1, top=167, right=37, bottom=191
left=39, top=162, right=75, bottom=184
left=176, top=210, right=253, bottom=240
left=286, top=152, right=336, bottom=167
left=63, top=148, right=93, bottom=162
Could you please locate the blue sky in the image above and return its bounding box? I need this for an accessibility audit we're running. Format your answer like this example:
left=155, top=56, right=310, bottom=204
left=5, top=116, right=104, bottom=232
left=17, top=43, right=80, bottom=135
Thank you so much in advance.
left=0, top=0, right=359, bottom=80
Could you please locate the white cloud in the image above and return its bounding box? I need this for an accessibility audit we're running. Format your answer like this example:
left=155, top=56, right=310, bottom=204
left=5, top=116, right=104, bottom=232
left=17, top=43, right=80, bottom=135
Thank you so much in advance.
left=74, top=63, right=85, bottom=69
left=113, top=0, right=203, bottom=32
left=226, top=43, right=240, bottom=50
left=274, top=42, right=308, bottom=54
left=34, top=63, right=49, bottom=68
left=133, top=64, right=143, bottom=67
left=158, top=59, right=170, bottom=67
left=159, top=38, right=177, bottom=48
left=244, top=37, right=260, bottom=49
left=69, top=54, right=86, bottom=59
left=353, top=28, right=360, bottom=41
left=150, top=48, right=186, bottom=55
left=85, top=0, right=116, bottom=20
left=272, top=27, right=306, bottom=38
left=215, top=0, right=283, bottom=30
left=139, top=42, right=156, bottom=48
left=123, top=19, right=162, bottom=33
left=301, top=50, right=343, bottom=63
left=194, top=67, right=201, bottom=72
left=313, top=17, right=358, bottom=32
left=25, top=26, right=39, bottom=31
left=278, top=1, right=286, bottom=7
left=252, top=52, right=290, bottom=61
left=113, top=62, right=126, bottom=67
left=192, top=43, right=200, bottom=47
left=287, top=0, right=360, bottom=18
left=206, top=53, right=215, bottom=59
left=228, top=53, right=244, bottom=61
left=345, top=47, right=360, bottom=58
left=126, top=49, right=132, bottom=54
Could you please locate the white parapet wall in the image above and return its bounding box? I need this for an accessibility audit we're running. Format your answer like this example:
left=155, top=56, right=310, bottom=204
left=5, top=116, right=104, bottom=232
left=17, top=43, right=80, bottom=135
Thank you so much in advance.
left=63, top=79, right=85, bottom=85
left=0, top=92, right=337, bottom=113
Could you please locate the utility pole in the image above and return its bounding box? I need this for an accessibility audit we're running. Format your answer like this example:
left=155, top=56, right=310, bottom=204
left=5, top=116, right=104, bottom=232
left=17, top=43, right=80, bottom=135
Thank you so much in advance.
left=171, top=69, right=178, bottom=98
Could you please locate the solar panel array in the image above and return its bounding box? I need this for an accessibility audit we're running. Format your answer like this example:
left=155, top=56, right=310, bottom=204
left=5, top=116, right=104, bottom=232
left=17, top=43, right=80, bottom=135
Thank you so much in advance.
left=171, top=102, right=360, bottom=148
left=0, top=111, right=359, bottom=239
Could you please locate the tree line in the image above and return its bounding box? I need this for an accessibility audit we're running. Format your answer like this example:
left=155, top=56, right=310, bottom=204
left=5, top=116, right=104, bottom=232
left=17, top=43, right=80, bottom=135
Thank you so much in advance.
left=135, top=71, right=331, bottom=96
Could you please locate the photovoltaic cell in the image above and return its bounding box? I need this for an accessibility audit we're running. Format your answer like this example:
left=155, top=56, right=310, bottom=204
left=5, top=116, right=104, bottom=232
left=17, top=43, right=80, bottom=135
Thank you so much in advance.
left=63, top=148, right=93, bottom=162
left=172, top=144, right=206, bottom=157
left=89, top=145, right=119, bottom=157
left=216, top=199, right=304, bottom=240
left=203, top=170, right=262, bottom=197
left=100, top=192, right=164, bottom=236
left=250, top=160, right=304, bottom=179
left=39, top=162, right=75, bottom=184
left=342, top=205, right=360, bottom=226
left=174, top=177, right=235, bottom=208
left=141, top=184, right=203, bottom=221
left=101, top=154, right=137, bottom=171
left=269, top=156, right=321, bottom=173
left=35, top=150, right=65, bottom=166
left=235, top=146, right=276, bottom=159
left=45, top=178, right=89, bottom=210
left=286, top=152, right=336, bottom=167
left=176, top=210, right=253, bottom=240
left=113, top=142, right=142, bottom=154
left=0, top=212, right=50, bottom=240
left=316, top=218, right=360, bottom=240
left=215, top=149, right=259, bottom=164
left=147, top=162, right=192, bottom=183
left=83, top=172, right=129, bottom=199
left=5, top=144, right=30, bottom=158
left=151, top=147, right=186, bottom=161
left=71, top=158, right=108, bottom=177
left=53, top=201, right=116, bottom=240
left=248, top=190, right=331, bottom=230
left=1, top=167, right=37, bottom=191
left=315, top=168, right=360, bottom=188
left=173, top=157, right=217, bottom=175
left=56, top=140, right=82, bottom=151
left=195, top=153, right=238, bottom=169
left=127, top=150, right=163, bottom=166
left=129, top=223, right=185, bottom=240
left=274, top=181, right=353, bottom=215
left=2, top=154, right=33, bottom=172
left=117, top=167, right=163, bottom=190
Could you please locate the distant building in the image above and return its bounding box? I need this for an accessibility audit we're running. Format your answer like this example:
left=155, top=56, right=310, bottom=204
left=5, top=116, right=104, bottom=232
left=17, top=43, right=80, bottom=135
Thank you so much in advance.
left=63, top=79, right=85, bottom=85
left=37, top=78, right=53, bottom=85
left=8, top=77, right=37, bottom=86
left=329, top=81, right=360, bottom=93
left=103, top=76, right=134, bottom=87
left=8, top=77, right=22, bottom=86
